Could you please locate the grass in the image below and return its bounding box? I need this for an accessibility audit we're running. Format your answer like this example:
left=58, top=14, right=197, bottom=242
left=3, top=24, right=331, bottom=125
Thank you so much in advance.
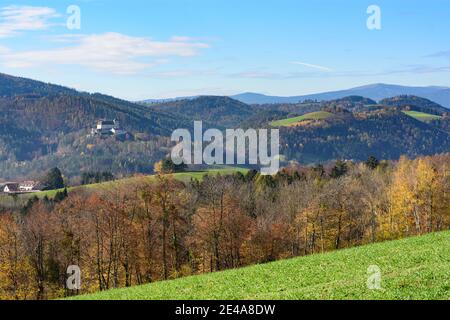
left=72, top=231, right=450, bottom=300
left=402, top=111, right=442, bottom=122
left=269, top=110, right=442, bottom=126
left=270, top=111, right=333, bottom=127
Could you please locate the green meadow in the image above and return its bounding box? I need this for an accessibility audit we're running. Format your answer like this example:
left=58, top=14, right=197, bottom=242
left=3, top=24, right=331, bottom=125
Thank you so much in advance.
left=270, top=111, right=333, bottom=127
left=402, top=111, right=442, bottom=121
left=72, top=231, right=450, bottom=300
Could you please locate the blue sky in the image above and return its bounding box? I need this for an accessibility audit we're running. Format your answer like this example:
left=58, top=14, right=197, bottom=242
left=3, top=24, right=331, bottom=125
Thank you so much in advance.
left=0, top=0, right=449, bottom=100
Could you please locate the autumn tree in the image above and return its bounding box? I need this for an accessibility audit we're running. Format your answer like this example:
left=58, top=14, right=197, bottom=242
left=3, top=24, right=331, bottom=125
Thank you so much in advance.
left=0, top=214, right=35, bottom=300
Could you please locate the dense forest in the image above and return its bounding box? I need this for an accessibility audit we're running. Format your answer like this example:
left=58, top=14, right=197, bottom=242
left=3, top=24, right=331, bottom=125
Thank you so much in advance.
left=280, top=109, right=450, bottom=162
left=146, top=96, right=255, bottom=128
left=0, top=154, right=448, bottom=300
left=380, top=95, right=449, bottom=115
left=0, top=74, right=191, bottom=180
left=0, top=134, right=172, bottom=183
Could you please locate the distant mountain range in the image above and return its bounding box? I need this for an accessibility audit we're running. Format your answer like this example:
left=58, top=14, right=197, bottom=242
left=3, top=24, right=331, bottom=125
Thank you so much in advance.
left=142, top=96, right=199, bottom=104
left=231, top=84, right=450, bottom=107
left=142, top=84, right=450, bottom=108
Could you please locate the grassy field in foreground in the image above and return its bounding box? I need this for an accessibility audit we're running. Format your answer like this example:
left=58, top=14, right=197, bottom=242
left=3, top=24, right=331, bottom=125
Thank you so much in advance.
left=72, top=231, right=450, bottom=300
left=402, top=110, right=442, bottom=121
left=270, top=111, right=333, bottom=127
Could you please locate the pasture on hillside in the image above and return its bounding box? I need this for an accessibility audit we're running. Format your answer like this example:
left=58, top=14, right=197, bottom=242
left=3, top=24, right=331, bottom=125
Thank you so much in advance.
left=270, top=111, right=333, bottom=127
left=402, top=111, right=442, bottom=122
left=72, top=231, right=450, bottom=300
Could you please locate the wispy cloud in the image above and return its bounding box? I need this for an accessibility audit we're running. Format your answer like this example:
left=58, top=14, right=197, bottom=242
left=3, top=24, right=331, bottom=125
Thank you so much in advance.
left=424, top=51, right=450, bottom=59
left=154, top=87, right=237, bottom=99
left=0, top=5, right=59, bottom=37
left=146, top=69, right=218, bottom=78
left=229, top=71, right=280, bottom=79
left=227, top=64, right=450, bottom=82
left=290, top=61, right=333, bottom=72
left=376, top=64, right=450, bottom=76
left=0, top=32, right=210, bottom=74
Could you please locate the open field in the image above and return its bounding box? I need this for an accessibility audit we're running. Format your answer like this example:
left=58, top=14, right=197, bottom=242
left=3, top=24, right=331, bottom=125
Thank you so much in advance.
left=270, top=111, right=333, bottom=127
left=72, top=231, right=450, bottom=300
left=402, top=111, right=442, bottom=121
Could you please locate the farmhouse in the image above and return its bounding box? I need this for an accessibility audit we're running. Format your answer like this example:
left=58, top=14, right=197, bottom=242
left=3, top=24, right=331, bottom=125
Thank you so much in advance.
left=19, top=181, right=39, bottom=192
left=3, top=183, right=19, bottom=193
left=1, top=181, right=40, bottom=194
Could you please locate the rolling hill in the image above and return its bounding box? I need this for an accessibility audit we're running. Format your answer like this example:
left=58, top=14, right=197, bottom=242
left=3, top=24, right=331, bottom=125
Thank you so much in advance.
left=71, top=231, right=450, bottom=300
left=380, top=95, right=449, bottom=115
left=0, top=73, right=196, bottom=180
left=280, top=109, right=450, bottom=163
left=1, top=72, right=450, bottom=181
left=147, top=96, right=255, bottom=128
left=0, top=73, right=190, bottom=139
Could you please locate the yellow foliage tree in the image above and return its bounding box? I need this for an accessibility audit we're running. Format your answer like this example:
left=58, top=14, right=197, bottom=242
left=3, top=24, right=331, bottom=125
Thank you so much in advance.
left=385, top=156, right=415, bottom=239
left=0, top=215, right=36, bottom=300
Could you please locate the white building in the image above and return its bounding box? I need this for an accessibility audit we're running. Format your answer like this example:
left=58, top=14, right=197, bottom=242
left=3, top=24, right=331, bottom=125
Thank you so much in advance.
left=19, top=181, right=38, bottom=192
left=3, top=183, right=19, bottom=193
left=93, top=119, right=126, bottom=136
left=1, top=181, right=39, bottom=194
left=97, top=120, right=116, bottom=131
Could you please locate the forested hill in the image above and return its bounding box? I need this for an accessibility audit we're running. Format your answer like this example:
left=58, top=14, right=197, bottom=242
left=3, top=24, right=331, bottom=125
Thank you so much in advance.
left=0, top=73, right=194, bottom=160
left=0, top=73, right=194, bottom=180
left=0, top=72, right=77, bottom=97
left=147, top=96, right=255, bottom=128
left=379, top=95, right=449, bottom=115
left=279, top=109, right=450, bottom=163
left=1, top=72, right=450, bottom=180
left=0, top=92, right=186, bottom=137
left=0, top=73, right=190, bottom=136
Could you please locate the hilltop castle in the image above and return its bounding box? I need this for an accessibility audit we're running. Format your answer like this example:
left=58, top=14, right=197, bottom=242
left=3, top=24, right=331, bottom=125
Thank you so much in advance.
left=92, top=119, right=127, bottom=136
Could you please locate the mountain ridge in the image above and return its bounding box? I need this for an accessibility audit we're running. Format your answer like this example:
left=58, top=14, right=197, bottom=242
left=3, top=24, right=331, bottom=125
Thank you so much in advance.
left=141, top=84, right=450, bottom=108
left=230, top=84, right=450, bottom=107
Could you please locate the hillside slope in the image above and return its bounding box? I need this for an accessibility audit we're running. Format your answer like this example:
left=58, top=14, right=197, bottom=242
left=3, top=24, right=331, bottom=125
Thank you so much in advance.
left=380, top=95, right=449, bottom=115
left=2, top=72, right=450, bottom=179
left=0, top=73, right=193, bottom=179
left=0, top=74, right=189, bottom=139
left=148, top=96, right=255, bottom=127
left=73, top=231, right=450, bottom=300
left=280, top=109, right=450, bottom=163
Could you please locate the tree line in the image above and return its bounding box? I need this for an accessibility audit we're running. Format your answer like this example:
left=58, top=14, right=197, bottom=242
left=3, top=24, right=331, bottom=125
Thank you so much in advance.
left=0, top=154, right=449, bottom=300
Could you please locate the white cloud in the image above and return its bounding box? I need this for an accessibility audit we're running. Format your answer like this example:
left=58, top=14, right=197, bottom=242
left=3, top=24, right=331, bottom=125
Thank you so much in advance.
left=0, top=32, right=210, bottom=74
left=290, top=61, right=333, bottom=72
left=0, top=45, right=10, bottom=54
left=0, top=5, right=59, bottom=37
left=171, top=36, right=194, bottom=42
